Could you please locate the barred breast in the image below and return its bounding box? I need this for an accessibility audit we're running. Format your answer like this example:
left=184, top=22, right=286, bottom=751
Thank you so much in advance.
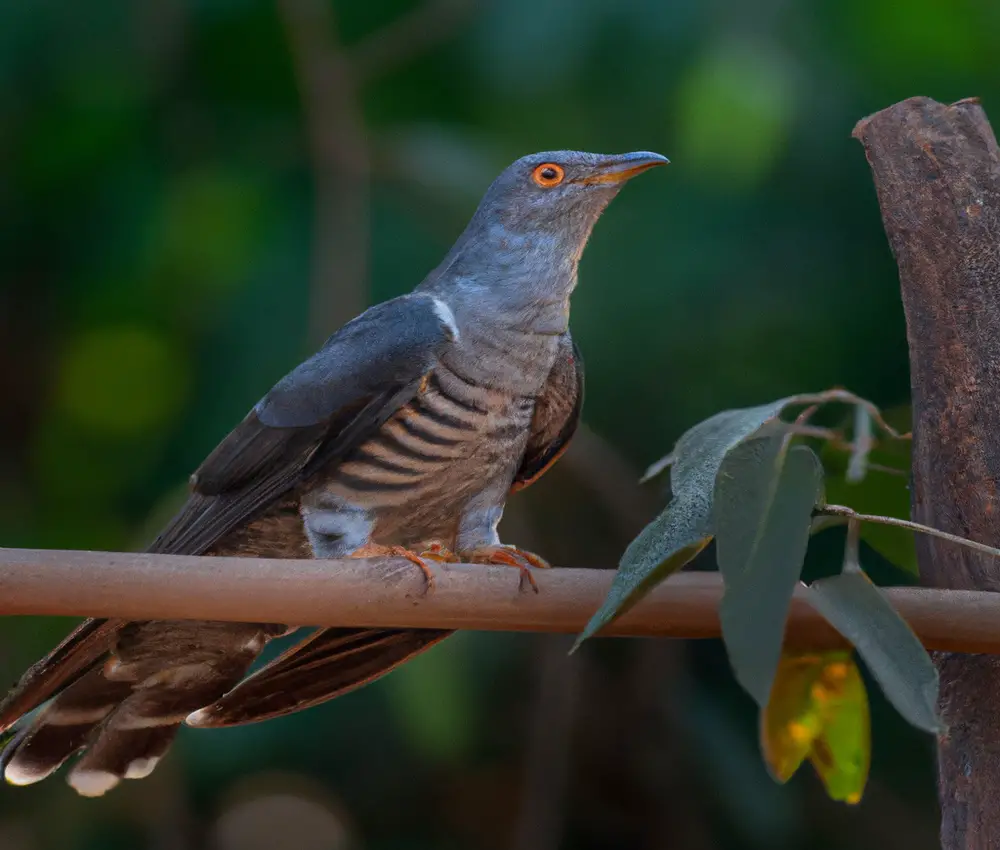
left=323, top=357, right=535, bottom=542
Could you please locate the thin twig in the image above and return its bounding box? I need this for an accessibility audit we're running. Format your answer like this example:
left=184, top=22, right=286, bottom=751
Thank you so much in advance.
left=842, top=516, right=862, bottom=573
left=819, top=504, right=1000, bottom=561
left=563, top=424, right=658, bottom=539
left=641, top=389, right=909, bottom=485
left=847, top=403, right=874, bottom=482
left=787, top=424, right=843, bottom=442
left=791, top=388, right=909, bottom=440
left=510, top=636, right=580, bottom=850
left=278, top=0, right=370, bottom=348
left=351, top=0, right=476, bottom=83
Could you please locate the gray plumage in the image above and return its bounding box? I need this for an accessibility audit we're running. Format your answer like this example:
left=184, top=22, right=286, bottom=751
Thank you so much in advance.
left=0, top=149, right=667, bottom=795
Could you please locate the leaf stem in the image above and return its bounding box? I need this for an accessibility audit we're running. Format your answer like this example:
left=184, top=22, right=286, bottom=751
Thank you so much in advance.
left=818, top=504, right=1000, bottom=561
left=790, top=389, right=910, bottom=441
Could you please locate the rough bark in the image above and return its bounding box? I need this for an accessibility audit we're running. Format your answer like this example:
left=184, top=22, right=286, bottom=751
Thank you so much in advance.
left=854, top=96, right=1000, bottom=850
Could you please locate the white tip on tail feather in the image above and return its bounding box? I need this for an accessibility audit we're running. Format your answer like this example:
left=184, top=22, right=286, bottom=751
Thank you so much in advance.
left=124, top=757, right=160, bottom=780
left=184, top=707, right=214, bottom=727
left=68, top=769, right=120, bottom=797
left=4, top=761, right=55, bottom=786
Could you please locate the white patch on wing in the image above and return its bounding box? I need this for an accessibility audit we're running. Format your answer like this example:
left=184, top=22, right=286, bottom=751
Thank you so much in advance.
left=430, top=297, right=460, bottom=341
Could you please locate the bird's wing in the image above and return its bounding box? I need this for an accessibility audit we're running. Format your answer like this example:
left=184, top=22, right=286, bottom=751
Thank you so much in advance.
left=184, top=627, right=451, bottom=728
left=511, top=333, right=584, bottom=492
left=0, top=294, right=456, bottom=730
left=177, top=335, right=584, bottom=730
left=149, top=292, right=457, bottom=556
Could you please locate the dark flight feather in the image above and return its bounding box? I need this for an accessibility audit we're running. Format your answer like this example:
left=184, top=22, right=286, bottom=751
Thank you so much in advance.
left=512, top=334, right=584, bottom=491
left=186, top=628, right=451, bottom=727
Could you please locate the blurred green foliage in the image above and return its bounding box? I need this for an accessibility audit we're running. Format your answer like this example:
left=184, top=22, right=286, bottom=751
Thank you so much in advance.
left=2, top=0, right=994, bottom=847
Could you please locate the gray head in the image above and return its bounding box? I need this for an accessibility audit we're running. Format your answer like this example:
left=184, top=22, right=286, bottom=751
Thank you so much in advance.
left=420, top=150, right=668, bottom=316
left=474, top=150, right=669, bottom=238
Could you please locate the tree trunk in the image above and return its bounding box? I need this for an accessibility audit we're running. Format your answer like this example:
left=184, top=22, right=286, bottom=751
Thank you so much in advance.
left=854, top=96, right=1000, bottom=850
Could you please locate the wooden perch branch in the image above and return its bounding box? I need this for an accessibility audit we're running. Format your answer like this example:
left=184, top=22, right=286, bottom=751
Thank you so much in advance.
left=854, top=96, right=1000, bottom=850
left=2, top=547, right=1000, bottom=654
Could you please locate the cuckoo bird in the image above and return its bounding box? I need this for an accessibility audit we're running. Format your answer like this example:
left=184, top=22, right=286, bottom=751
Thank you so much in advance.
left=0, top=150, right=667, bottom=795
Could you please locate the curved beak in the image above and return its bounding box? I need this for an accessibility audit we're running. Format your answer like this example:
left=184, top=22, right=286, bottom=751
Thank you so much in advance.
left=577, top=151, right=670, bottom=185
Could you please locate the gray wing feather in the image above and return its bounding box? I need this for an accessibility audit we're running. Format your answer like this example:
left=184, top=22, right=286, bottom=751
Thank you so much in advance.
left=255, top=292, right=454, bottom=429
left=150, top=293, right=455, bottom=556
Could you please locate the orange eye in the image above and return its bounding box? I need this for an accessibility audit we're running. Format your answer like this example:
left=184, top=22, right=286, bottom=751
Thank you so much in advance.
left=532, top=163, right=565, bottom=188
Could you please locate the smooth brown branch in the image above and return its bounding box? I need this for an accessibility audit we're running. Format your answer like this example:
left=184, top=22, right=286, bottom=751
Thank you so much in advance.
left=2, top=547, right=1000, bottom=654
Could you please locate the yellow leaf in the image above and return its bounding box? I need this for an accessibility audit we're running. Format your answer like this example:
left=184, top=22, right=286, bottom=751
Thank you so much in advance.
left=761, top=651, right=870, bottom=803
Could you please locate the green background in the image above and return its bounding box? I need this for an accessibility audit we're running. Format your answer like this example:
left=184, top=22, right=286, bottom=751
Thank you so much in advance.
left=4, top=0, right=994, bottom=847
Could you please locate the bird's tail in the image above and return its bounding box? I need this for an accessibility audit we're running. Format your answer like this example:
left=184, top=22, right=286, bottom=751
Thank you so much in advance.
left=1, top=622, right=269, bottom=796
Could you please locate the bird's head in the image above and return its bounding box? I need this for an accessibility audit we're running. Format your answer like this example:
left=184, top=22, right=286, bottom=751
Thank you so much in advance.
left=423, top=150, right=668, bottom=329
left=477, top=150, right=669, bottom=240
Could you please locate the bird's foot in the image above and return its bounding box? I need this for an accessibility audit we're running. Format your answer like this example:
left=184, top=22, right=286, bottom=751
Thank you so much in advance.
left=462, top=545, right=550, bottom=594
left=418, top=541, right=462, bottom=563
left=351, top=544, right=438, bottom=594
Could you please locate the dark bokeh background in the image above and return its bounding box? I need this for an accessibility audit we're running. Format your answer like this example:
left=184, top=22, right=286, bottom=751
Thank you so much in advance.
left=3, top=1, right=996, bottom=847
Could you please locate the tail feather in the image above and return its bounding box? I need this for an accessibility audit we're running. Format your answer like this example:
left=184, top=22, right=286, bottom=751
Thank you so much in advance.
left=67, top=724, right=181, bottom=797
left=0, top=618, right=121, bottom=734
left=2, top=667, right=132, bottom=786
left=3, top=622, right=269, bottom=795
left=2, top=619, right=453, bottom=795
left=187, top=627, right=451, bottom=727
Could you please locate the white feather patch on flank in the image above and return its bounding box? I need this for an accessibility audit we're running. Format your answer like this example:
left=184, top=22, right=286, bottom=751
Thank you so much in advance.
left=68, top=769, right=120, bottom=797
left=4, top=761, right=56, bottom=786
left=124, top=757, right=160, bottom=780
left=184, top=707, right=214, bottom=727
left=430, top=297, right=460, bottom=341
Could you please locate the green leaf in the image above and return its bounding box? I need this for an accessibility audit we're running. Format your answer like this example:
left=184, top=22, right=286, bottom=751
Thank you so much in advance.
left=807, top=570, right=941, bottom=733
left=761, top=651, right=870, bottom=804
left=576, top=399, right=795, bottom=648
left=821, top=406, right=916, bottom=575
left=715, top=439, right=824, bottom=706
left=809, top=655, right=870, bottom=805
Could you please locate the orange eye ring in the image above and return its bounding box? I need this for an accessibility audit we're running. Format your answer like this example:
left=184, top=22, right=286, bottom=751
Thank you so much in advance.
left=532, top=163, right=565, bottom=188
